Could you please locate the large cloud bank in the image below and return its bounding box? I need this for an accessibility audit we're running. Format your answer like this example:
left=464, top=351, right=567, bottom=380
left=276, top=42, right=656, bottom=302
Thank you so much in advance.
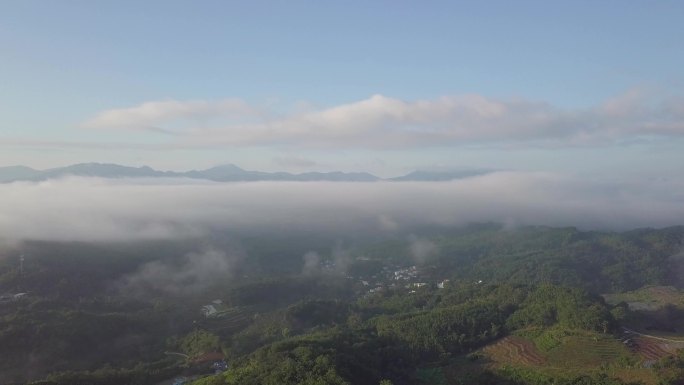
left=80, top=90, right=684, bottom=148
left=1, top=172, right=684, bottom=242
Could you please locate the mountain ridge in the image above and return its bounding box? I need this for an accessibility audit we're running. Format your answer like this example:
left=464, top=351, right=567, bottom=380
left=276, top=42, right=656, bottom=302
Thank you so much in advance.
left=0, top=162, right=494, bottom=183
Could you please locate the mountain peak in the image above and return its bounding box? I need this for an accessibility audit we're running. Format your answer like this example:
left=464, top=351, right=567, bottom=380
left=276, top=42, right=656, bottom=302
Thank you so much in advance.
left=204, top=164, right=244, bottom=172
left=390, top=169, right=495, bottom=181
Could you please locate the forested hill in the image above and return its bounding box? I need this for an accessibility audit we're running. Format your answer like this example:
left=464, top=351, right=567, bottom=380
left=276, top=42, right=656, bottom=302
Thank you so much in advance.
left=2, top=224, right=684, bottom=385
left=357, top=224, right=684, bottom=294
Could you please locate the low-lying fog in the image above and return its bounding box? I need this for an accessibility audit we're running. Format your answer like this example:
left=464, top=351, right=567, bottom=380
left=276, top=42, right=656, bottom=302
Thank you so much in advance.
left=1, top=171, right=683, bottom=242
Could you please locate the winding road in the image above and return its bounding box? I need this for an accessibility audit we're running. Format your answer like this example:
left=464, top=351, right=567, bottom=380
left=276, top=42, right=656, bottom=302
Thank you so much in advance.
left=163, top=351, right=189, bottom=359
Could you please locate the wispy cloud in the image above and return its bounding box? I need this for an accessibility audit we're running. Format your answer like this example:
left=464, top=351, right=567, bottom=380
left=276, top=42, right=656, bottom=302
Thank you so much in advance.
left=81, top=99, right=260, bottom=132
left=272, top=155, right=320, bottom=168
left=119, top=247, right=244, bottom=295
left=408, top=235, right=439, bottom=265
left=77, top=90, right=684, bottom=149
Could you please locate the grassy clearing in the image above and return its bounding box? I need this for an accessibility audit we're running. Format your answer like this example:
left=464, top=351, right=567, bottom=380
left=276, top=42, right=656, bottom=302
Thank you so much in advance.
left=608, top=367, right=658, bottom=385
left=603, top=286, right=684, bottom=310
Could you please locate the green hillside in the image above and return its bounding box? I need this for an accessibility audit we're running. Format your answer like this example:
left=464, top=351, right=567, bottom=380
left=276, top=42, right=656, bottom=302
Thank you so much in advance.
left=2, top=224, right=684, bottom=384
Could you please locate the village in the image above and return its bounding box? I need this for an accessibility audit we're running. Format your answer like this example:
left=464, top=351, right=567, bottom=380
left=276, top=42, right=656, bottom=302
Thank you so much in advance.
left=197, top=257, right=458, bottom=321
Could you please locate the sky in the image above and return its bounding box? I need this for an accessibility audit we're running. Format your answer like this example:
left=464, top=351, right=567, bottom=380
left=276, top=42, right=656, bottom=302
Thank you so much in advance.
left=1, top=0, right=684, bottom=177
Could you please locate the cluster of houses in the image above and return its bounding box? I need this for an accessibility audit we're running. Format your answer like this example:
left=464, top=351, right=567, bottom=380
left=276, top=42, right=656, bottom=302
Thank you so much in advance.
left=171, top=352, right=228, bottom=384
left=353, top=262, right=455, bottom=296
left=408, top=282, right=427, bottom=288
left=212, top=360, right=228, bottom=373
left=368, top=286, right=384, bottom=294
left=393, top=265, right=419, bottom=281
left=321, top=260, right=337, bottom=273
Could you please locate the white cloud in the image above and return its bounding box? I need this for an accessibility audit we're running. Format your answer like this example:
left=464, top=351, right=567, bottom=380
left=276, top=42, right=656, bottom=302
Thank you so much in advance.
left=78, top=90, right=684, bottom=149
left=1, top=173, right=684, bottom=242
left=82, top=99, right=259, bottom=132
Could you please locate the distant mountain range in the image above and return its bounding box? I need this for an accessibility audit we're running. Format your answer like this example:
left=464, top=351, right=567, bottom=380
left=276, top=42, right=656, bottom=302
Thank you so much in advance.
left=0, top=163, right=494, bottom=183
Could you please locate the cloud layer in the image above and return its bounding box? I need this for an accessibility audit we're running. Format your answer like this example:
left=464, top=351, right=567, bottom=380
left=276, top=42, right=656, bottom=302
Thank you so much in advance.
left=81, top=90, right=684, bottom=148
left=1, top=173, right=684, bottom=242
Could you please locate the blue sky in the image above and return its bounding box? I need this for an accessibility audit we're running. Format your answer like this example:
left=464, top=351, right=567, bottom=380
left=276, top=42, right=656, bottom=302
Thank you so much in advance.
left=1, top=0, right=683, bottom=177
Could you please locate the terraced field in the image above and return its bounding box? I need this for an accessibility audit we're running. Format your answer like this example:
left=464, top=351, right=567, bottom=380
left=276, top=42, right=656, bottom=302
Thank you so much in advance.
left=203, top=306, right=254, bottom=333
left=545, top=334, right=628, bottom=368
left=482, top=332, right=633, bottom=370
left=631, top=336, right=684, bottom=361
left=482, top=336, right=546, bottom=366
left=633, top=338, right=673, bottom=361
left=476, top=334, right=661, bottom=385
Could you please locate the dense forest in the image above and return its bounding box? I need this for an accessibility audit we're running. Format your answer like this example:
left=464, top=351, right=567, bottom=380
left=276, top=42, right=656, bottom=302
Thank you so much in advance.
left=1, top=224, right=684, bottom=385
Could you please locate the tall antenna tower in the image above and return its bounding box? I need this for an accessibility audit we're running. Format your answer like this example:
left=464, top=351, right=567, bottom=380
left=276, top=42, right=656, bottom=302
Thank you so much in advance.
left=19, top=254, right=24, bottom=276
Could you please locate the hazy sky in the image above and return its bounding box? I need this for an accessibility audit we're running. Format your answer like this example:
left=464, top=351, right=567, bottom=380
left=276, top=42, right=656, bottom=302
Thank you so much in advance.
left=1, top=1, right=683, bottom=177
